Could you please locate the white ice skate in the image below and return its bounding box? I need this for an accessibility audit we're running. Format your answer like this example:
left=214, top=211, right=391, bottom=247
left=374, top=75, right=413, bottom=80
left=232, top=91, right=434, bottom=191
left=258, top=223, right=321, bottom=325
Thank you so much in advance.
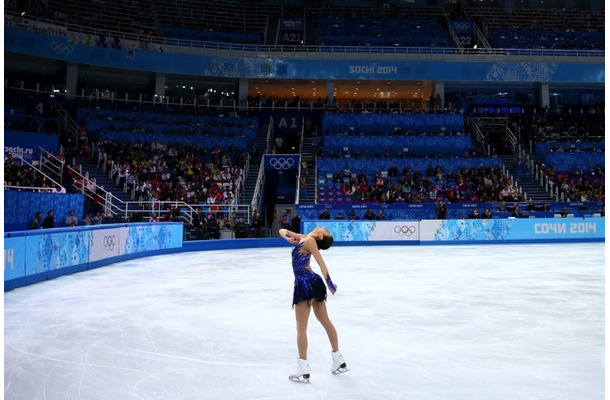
left=289, top=358, right=311, bottom=383
left=330, top=351, right=349, bottom=375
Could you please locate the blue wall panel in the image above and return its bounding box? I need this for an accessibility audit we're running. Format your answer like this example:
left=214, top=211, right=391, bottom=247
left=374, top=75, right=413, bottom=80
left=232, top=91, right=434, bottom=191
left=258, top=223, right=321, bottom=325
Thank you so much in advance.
left=4, top=27, right=604, bottom=84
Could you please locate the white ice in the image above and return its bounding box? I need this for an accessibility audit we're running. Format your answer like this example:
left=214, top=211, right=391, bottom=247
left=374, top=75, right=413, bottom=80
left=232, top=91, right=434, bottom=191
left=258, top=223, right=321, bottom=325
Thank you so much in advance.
left=4, top=242, right=605, bottom=400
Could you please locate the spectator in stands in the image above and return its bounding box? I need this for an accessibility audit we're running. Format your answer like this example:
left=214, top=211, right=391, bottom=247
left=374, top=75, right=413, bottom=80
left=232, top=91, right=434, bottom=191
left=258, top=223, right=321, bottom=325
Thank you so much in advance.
left=53, top=184, right=66, bottom=194
left=525, top=200, right=537, bottom=212
left=560, top=207, right=569, bottom=218
left=251, top=210, right=263, bottom=238
left=497, top=200, right=508, bottom=212
left=335, top=212, right=344, bottom=220
left=467, top=207, right=480, bottom=219
left=170, top=205, right=182, bottom=222
left=42, top=210, right=55, bottom=229
left=299, top=175, right=308, bottom=200
left=206, top=214, right=220, bottom=239
left=92, top=211, right=103, bottom=225
left=64, top=210, right=78, bottom=227
left=481, top=207, right=493, bottom=219
left=348, top=210, right=360, bottom=220
left=149, top=213, right=159, bottom=222
left=511, top=206, right=525, bottom=218
left=435, top=201, right=447, bottom=220
left=363, top=209, right=376, bottom=220
left=280, top=209, right=292, bottom=229
left=318, top=208, right=331, bottom=219
left=376, top=210, right=386, bottom=220
left=29, top=212, right=43, bottom=230
left=83, top=214, right=92, bottom=225
left=291, top=213, right=302, bottom=234
left=233, top=218, right=248, bottom=239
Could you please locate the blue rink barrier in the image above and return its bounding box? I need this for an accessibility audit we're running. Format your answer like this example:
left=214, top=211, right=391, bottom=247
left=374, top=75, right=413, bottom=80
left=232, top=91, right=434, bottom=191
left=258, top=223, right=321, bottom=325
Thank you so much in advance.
left=4, top=222, right=183, bottom=291
left=4, top=218, right=604, bottom=291
left=302, top=217, right=604, bottom=245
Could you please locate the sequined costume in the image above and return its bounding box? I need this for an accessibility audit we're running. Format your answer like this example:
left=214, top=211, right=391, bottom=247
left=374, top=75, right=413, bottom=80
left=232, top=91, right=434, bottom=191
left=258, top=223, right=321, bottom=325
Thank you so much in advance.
left=292, top=241, right=327, bottom=307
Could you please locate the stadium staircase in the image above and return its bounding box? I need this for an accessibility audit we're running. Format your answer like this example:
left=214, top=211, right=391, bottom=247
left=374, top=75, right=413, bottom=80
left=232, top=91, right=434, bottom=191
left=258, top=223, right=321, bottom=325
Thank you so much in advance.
left=239, top=128, right=267, bottom=207
left=499, top=155, right=552, bottom=202
left=298, top=135, right=316, bottom=205
left=73, top=155, right=132, bottom=206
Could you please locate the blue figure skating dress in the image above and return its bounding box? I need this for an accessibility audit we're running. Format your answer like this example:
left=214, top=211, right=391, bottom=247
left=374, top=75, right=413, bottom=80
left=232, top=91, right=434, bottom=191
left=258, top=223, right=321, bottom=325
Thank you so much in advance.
left=292, top=241, right=327, bottom=307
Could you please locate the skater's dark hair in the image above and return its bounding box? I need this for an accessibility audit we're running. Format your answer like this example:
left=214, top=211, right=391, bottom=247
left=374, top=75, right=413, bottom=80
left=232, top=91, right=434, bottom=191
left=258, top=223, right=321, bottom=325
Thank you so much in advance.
left=317, top=234, right=333, bottom=250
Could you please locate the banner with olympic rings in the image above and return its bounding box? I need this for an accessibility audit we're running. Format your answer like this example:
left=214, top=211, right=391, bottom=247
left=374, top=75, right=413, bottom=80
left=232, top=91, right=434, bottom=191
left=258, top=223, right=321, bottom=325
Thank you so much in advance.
left=89, top=227, right=125, bottom=262
left=302, top=220, right=419, bottom=241
left=264, top=155, right=300, bottom=170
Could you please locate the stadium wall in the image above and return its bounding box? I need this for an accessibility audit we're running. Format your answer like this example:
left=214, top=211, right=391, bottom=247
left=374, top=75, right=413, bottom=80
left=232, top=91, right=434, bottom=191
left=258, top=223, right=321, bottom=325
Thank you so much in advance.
left=4, top=219, right=603, bottom=291
left=4, top=27, right=604, bottom=84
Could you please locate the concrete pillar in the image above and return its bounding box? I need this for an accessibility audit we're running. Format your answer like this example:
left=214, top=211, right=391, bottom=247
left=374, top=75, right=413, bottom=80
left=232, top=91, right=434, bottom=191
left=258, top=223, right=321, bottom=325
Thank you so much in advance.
left=434, top=81, right=445, bottom=110
left=154, top=73, right=166, bottom=98
left=238, top=78, right=249, bottom=109
left=66, top=62, right=78, bottom=99
left=326, top=80, right=334, bottom=101
left=539, top=83, right=550, bottom=109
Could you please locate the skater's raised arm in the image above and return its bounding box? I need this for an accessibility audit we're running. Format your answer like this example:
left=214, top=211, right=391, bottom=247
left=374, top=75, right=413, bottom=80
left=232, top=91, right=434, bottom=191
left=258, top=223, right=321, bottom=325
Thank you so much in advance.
left=279, top=228, right=306, bottom=245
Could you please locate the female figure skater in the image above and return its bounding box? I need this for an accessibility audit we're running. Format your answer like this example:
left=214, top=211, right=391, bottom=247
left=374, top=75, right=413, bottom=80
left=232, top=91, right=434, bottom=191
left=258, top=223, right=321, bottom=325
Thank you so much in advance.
left=279, top=226, right=348, bottom=383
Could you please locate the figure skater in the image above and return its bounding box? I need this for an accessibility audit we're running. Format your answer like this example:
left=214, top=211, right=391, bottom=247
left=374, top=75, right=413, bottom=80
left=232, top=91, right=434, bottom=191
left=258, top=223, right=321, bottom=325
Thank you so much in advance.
left=279, top=226, right=348, bottom=383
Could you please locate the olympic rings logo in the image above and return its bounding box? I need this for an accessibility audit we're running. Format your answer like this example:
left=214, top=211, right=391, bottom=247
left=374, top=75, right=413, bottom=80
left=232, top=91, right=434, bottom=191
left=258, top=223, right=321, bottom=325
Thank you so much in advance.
left=51, top=41, right=74, bottom=55
left=451, top=22, right=472, bottom=32
left=394, top=225, right=417, bottom=236
left=269, top=157, right=295, bottom=170
left=103, top=235, right=117, bottom=251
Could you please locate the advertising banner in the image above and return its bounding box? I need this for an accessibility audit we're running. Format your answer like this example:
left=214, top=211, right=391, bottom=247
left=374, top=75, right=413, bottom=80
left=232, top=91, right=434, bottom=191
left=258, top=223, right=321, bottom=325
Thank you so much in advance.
left=4, top=130, right=59, bottom=162
left=25, top=230, right=92, bottom=275
left=124, top=224, right=183, bottom=254
left=89, top=227, right=126, bottom=262
left=302, top=220, right=419, bottom=242
left=420, top=218, right=604, bottom=242
left=4, top=237, right=26, bottom=280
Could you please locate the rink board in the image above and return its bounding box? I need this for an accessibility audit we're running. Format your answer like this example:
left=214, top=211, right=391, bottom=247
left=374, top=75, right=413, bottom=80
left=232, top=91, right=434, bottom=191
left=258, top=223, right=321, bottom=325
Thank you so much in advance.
left=4, top=218, right=604, bottom=290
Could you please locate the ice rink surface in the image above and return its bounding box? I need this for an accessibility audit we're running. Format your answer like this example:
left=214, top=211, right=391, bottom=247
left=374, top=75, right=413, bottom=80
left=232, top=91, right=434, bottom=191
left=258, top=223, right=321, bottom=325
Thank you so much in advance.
left=4, top=242, right=605, bottom=400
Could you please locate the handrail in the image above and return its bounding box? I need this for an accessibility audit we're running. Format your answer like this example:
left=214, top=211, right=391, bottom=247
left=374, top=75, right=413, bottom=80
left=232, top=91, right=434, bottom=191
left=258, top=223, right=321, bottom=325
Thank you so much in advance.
left=37, top=146, right=65, bottom=185
left=8, top=150, right=64, bottom=190
left=505, top=124, right=519, bottom=155
left=250, top=161, right=265, bottom=215
left=445, top=13, right=463, bottom=50
left=250, top=117, right=273, bottom=213
left=54, top=103, right=81, bottom=142
left=470, top=118, right=488, bottom=156
left=4, top=12, right=605, bottom=61
left=473, top=23, right=492, bottom=49
left=295, top=117, right=305, bottom=204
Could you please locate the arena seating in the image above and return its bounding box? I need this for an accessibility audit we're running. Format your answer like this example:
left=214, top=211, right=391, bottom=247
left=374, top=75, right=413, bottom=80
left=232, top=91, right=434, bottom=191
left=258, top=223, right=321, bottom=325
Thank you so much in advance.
left=317, top=18, right=451, bottom=47
left=77, top=106, right=258, bottom=152
left=466, top=7, right=605, bottom=50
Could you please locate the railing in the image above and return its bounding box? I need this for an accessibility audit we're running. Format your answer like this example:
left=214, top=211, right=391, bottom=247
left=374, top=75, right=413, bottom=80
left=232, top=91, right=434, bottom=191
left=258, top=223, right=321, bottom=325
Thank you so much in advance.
left=295, top=117, right=305, bottom=204
left=7, top=150, right=64, bottom=189
left=67, top=161, right=252, bottom=225
left=250, top=117, right=273, bottom=213
left=470, top=118, right=489, bottom=156
left=5, top=11, right=605, bottom=61
left=506, top=124, right=520, bottom=156
left=54, top=103, right=81, bottom=144
left=474, top=23, right=492, bottom=49
left=37, top=146, right=65, bottom=185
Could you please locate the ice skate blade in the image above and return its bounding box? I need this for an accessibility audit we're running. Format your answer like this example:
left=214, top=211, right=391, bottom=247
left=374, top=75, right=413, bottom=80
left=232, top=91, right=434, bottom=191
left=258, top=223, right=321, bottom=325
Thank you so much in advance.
left=330, top=363, right=349, bottom=375
left=332, top=364, right=349, bottom=375
left=289, top=375, right=311, bottom=384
